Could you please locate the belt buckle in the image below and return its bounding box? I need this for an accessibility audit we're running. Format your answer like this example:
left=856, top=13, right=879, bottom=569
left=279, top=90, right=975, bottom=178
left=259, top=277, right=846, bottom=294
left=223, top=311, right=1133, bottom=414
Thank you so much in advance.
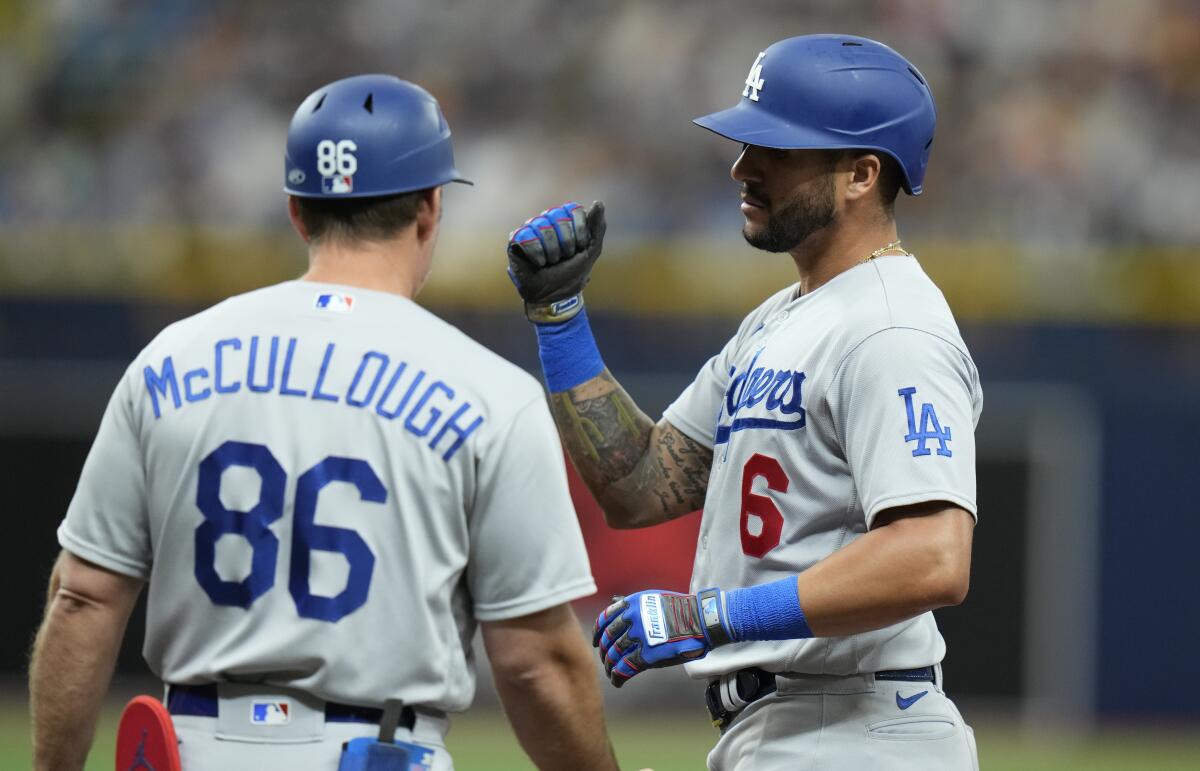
left=703, top=682, right=733, bottom=729
left=705, top=668, right=776, bottom=730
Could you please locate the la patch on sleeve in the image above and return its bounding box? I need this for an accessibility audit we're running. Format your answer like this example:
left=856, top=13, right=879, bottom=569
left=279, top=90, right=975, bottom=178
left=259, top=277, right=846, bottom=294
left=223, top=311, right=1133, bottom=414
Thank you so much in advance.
left=898, top=386, right=952, bottom=458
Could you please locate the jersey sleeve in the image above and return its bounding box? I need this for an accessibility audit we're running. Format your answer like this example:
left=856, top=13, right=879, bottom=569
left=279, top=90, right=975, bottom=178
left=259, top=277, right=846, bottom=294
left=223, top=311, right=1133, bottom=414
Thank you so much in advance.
left=57, top=367, right=152, bottom=579
left=662, top=334, right=740, bottom=449
left=827, top=328, right=982, bottom=529
left=467, top=397, right=597, bottom=621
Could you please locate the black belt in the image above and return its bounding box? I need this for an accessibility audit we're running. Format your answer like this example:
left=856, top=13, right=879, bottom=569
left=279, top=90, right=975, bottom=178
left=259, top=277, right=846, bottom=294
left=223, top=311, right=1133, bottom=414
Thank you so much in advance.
left=166, top=684, right=416, bottom=729
left=704, top=666, right=936, bottom=729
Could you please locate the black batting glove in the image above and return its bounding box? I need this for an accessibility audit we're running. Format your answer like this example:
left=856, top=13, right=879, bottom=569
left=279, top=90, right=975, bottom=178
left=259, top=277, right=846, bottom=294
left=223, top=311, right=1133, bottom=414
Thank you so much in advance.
left=506, top=201, right=606, bottom=323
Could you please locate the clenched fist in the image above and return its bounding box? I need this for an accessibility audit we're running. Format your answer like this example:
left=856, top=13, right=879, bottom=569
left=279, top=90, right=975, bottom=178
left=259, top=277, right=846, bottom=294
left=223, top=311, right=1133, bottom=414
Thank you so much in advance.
left=507, top=201, right=606, bottom=322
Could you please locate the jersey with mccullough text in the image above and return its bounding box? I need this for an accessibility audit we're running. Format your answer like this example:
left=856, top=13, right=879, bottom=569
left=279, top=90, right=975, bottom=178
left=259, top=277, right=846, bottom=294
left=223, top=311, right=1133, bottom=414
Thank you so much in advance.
left=58, top=281, right=596, bottom=712
left=663, top=255, right=982, bottom=680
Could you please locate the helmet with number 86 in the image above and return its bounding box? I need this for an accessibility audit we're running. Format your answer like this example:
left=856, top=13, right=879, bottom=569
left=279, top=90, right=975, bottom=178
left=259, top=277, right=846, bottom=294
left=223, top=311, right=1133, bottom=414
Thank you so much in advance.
left=284, top=74, right=471, bottom=199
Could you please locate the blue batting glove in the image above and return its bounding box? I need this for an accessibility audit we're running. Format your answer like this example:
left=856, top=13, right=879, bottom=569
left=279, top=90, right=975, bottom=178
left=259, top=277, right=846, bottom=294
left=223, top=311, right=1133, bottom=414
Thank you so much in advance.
left=505, top=201, right=606, bottom=322
left=509, top=203, right=586, bottom=269
left=592, top=588, right=733, bottom=688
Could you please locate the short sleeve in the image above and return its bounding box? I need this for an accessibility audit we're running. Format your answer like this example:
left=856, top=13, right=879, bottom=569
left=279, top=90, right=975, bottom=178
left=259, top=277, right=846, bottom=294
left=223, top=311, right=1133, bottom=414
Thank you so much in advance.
left=663, top=337, right=740, bottom=449
left=467, top=398, right=597, bottom=621
left=827, top=328, right=982, bottom=528
left=57, top=368, right=152, bottom=578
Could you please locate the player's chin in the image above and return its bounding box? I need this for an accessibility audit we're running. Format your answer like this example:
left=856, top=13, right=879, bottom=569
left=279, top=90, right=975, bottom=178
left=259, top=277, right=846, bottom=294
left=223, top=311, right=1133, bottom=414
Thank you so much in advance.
left=741, top=221, right=770, bottom=246
left=742, top=223, right=793, bottom=254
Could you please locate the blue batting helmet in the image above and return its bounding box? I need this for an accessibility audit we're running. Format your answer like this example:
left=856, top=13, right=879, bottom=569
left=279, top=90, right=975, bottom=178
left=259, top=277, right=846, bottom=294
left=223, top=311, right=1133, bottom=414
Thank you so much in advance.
left=284, top=74, right=471, bottom=198
left=694, top=35, right=937, bottom=195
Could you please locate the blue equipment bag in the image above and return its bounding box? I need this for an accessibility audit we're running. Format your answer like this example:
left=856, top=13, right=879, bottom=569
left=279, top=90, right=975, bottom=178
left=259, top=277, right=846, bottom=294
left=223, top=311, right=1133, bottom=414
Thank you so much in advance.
left=336, top=700, right=435, bottom=770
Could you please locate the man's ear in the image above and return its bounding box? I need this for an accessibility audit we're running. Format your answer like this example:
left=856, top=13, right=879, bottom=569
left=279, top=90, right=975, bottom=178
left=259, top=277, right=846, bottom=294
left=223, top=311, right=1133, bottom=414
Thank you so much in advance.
left=287, top=196, right=311, bottom=243
left=844, top=153, right=882, bottom=203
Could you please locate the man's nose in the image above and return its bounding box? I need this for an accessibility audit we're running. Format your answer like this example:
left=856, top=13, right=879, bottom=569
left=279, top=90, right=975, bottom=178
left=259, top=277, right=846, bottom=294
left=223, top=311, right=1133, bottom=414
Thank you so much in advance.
left=731, top=144, right=761, bottom=184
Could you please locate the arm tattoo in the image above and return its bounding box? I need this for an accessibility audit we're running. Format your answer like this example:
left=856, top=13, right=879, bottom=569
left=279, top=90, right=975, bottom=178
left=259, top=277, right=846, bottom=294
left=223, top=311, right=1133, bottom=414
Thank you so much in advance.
left=550, top=371, right=649, bottom=483
left=549, top=370, right=712, bottom=525
left=644, top=424, right=711, bottom=518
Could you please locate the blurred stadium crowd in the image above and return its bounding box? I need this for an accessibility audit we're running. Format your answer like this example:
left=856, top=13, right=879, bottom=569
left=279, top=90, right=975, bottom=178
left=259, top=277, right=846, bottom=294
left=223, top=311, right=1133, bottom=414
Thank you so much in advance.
left=1, top=0, right=1198, bottom=294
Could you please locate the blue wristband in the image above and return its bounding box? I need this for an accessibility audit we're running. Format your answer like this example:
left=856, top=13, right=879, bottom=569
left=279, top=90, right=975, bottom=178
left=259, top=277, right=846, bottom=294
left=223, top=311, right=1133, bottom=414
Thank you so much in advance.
left=725, top=577, right=813, bottom=642
left=534, top=307, right=606, bottom=392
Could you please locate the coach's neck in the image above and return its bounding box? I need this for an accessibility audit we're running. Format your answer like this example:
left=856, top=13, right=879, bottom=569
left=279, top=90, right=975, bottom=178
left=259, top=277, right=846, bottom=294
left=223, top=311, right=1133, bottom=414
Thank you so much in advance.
left=288, top=189, right=442, bottom=300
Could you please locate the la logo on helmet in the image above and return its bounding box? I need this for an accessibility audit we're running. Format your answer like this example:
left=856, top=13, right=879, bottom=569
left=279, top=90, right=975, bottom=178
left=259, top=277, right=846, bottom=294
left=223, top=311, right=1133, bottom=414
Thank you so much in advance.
left=743, top=52, right=766, bottom=101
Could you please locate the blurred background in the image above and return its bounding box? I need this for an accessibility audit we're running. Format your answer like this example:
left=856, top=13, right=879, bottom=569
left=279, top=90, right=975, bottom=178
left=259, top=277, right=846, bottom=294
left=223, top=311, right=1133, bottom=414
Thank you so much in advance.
left=2, top=0, right=1199, bottom=768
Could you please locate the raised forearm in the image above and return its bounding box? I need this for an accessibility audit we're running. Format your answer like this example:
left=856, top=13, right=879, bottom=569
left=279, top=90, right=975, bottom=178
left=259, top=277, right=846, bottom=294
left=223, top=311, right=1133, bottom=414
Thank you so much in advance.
left=548, top=370, right=653, bottom=496
left=550, top=369, right=710, bottom=528
left=505, top=202, right=711, bottom=527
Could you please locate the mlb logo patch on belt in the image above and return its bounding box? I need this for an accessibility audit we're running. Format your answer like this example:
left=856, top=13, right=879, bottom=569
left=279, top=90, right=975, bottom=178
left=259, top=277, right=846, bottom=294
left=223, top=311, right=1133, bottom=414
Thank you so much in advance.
left=251, top=701, right=291, bottom=725
left=315, top=292, right=356, bottom=313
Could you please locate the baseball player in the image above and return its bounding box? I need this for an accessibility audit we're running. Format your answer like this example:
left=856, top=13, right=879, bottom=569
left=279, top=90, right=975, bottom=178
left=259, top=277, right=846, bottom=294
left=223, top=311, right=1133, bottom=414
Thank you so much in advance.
left=29, top=75, right=619, bottom=771
left=506, top=36, right=981, bottom=769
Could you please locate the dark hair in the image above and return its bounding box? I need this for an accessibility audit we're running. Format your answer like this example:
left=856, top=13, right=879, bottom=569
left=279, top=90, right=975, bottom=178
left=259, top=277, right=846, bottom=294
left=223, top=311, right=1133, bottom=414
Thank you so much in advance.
left=293, top=189, right=427, bottom=244
left=829, top=150, right=902, bottom=217
left=875, top=154, right=903, bottom=215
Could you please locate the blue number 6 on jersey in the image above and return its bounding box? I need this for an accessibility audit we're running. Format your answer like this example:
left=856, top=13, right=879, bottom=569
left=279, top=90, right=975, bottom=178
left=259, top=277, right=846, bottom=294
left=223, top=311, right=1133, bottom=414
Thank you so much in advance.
left=194, top=441, right=387, bottom=622
left=290, top=457, right=384, bottom=622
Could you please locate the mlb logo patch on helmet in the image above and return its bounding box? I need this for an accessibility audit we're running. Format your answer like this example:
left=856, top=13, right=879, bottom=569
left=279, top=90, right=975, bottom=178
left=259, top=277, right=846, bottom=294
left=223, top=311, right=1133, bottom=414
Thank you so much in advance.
left=250, top=700, right=291, bottom=725
left=315, top=293, right=356, bottom=313
left=322, top=175, right=354, bottom=194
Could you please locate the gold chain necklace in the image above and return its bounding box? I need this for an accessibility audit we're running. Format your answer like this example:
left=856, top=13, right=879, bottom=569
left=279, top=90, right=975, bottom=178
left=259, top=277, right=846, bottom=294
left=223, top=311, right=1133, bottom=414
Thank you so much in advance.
left=862, top=239, right=912, bottom=263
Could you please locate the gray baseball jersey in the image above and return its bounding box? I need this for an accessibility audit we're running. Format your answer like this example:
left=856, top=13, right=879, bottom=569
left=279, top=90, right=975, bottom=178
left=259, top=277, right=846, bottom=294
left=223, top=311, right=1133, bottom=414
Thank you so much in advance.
left=58, top=281, right=596, bottom=712
left=663, top=255, right=982, bottom=679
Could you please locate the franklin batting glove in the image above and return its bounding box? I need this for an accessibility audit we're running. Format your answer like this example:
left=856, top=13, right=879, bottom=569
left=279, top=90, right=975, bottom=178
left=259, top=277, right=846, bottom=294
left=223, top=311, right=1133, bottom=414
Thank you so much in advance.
left=592, top=588, right=732, bottom=688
